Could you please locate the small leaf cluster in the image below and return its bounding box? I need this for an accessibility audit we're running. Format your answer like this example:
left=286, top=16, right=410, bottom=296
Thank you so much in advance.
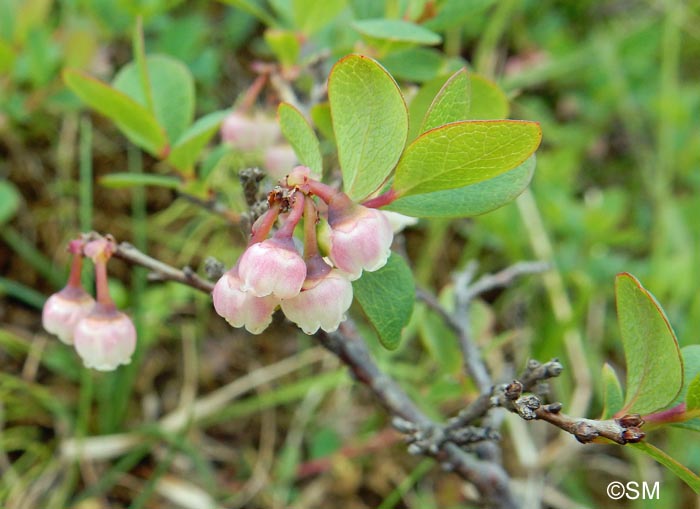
left=64, top=21, right=227, bottom=176
left=599, top=273, right=700, bottom=492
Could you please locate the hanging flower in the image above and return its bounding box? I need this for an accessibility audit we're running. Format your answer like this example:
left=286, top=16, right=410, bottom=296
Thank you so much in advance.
left=327, top=204, right=394, bottom=280
left=72, top=238, right=136, bottom=371
left=42, top=240, right=95, bottom=344
left=238, top=237, right=307, bottom=299
left=281, top=269, right=353, bottom=334
left=42, top=286, right=95, bottom=345
left=73, top=303, right=137, bottom=371
left=213, top=268, right=279, bottom=334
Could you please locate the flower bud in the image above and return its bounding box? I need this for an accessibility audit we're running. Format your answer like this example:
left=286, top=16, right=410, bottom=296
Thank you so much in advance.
left=212, top=269, right=278, bottom=334
left=84, top=238, right=113, bottom=262
left=328, top=205, right=393, bottom=280
left=280, top=269, right=353, bottom=334
left=73, top=304, right=136, bottom=371
left=238, top=238, right=307, bottom=299
left=42, top=286, right=95, bottom=345
left=220, top=112, right=280, bottom=152
left=264, top=144, right=299, bottom=180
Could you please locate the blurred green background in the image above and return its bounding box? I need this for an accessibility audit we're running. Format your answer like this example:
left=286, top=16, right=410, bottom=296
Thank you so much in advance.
left=1, top=0, right=699, bottom=507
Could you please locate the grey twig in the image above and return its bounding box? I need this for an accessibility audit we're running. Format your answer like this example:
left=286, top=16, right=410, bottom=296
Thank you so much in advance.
left=318, top=324, right=517, bottom=509
left=461, top=261, right=552, bottom=303
left=83, top=232, right=216, bottom=294
left=491, top=367, right=645, bottom=445
left=418, top=261, right=550, bottom=397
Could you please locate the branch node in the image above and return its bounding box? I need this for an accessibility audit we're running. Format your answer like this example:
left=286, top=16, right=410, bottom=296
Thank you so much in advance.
left=543, top=402, right=563, bottom=414
left=204, top=256, right=226, bottom=280
left=504, top=380, right=523, bottom=401
left=545, top=358, right=564, bottom=377
left=621, top=427, right=645, bottom=443
left=514, top=395, right=541, bottom=420
left=527, top=359, right=541, bottom=370
left=392, top=417, right=417, bottom=434
left=616, top=414, right=644, bottom=428
left=239, top=167, right=266, bottom=207
left=407, top=443, right=423, bottom=455
left=573, top=421, right=599, bottom=443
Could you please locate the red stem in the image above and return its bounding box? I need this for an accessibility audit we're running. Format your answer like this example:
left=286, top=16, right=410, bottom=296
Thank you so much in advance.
left=303, top=197, right=319, bottom=259
left=304, top=180, right=343, bottom=204
left=644, top=402, right=688, bottom=424
left=66, top=253, right=83, bottom=289
left=362, top=188, right=398, bottom=209
left=249, top=203, right=281, bottom=245
left=94, top=259, right=115, bottom=308
left=238, top=74, right=268, bottom=113
left=275, top=193, right=305, bottom=239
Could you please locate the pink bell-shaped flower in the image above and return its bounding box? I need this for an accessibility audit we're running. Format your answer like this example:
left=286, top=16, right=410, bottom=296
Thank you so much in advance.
left=42, top=240, right=95, bottom=344
left=264, top=144, right=299, bottom=180
left=42, top=286, right=95, bottom=345
left=213, top=269, right=279, bottom=334
left=238, top=237, right=307, bottom=299
left=220, top=112, right=280, bottom=152
left=73, top=303, right=136, bottom=371
left=70, top=237, right=137, bottom=371
left=328, top=204, right=393, bottom=280
left=280, top=268, right=353, bottom=334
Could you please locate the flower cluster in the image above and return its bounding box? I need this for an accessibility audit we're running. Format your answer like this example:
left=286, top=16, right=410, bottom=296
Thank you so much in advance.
left=42, top=238, right=136, bottom=371
left=213, top=166, right=394, bottom=335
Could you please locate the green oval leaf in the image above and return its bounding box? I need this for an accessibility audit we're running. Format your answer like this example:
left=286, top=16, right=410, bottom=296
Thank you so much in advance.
left=292, top=0, right=347, bottom=36
left=407, top=74, right=452, bottom=142
left=423, top=0, right=495, bottom=31
left=63, top=69, right=168, bottom=157
left=0, top=180, right=21, bottom=224
left=352, top=19, right=441, bottom=47
left=385, top=155, right=535, bottom=218
left=420, top=68, right=470, bottom=133
left=328, top=54, right=408, bottom=201
left=310, top=103, right=334, bottom=142
left=600, top=362, right=624, bottom=419
left=407, top=72, right=508, bottom=142
left=113, top=54, right=195, bottom=145
left=392, top=120, right=542, bottom=197
left=353, top=253, right=415, bottom=350
left=264, top=29, right=300, bottom=68
left=671, top=345, right=700, bottom=406
left=469, top=74, right=509, bottom=119
left=615, top=273, right=683, bottom=416
left=99, top=173, right=181, bottom=189
left=687, top=374, right=700, bottom=411
left=381, top=47, right=445, bottom=83
left=278, top=103, right=323, bottom=179
left=167, top=110, right=229, bottom=173
left=216, top=0, right=278, bottom=28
